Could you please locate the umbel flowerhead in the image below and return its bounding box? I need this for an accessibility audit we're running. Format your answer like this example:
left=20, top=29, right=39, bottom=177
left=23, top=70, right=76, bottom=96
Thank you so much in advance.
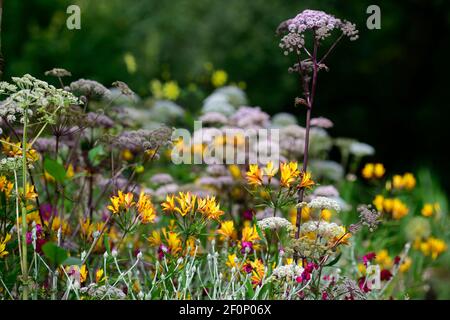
left=277, top=9, right=358, bottom=55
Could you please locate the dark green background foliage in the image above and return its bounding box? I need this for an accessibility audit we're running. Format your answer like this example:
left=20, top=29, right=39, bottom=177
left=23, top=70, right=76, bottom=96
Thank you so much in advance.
left=2, top=0, right=450, bottom=190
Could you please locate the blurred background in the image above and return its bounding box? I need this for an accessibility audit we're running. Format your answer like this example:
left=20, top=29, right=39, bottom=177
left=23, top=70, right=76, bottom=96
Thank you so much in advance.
left=1, top=0, right=450, bottom=192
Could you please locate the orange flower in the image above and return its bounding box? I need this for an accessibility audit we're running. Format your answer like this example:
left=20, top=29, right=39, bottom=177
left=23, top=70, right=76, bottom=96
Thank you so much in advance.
left=299, top=171, right=315, bottom=190
left=136, top=191, right=157, bottom=224
left=280, top=162, right=300, bottom=188
left=246, top=164, right=263, bottom=186
left=161, top=194, right=176, bottom=212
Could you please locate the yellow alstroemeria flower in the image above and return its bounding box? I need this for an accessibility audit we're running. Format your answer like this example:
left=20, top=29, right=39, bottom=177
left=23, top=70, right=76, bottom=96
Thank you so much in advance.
left=96, top=268, right=106, bottom=283
left=262, top=161, right=278, bottom=179
left=174, top=192, right=196, bottom=217
left=226, top=254, right=238, bottom=268
left=136, top=191, right=157, bottom=224
left=241, top=225, right=260, bottom=243
left=246, top=164, right=263, bottom=186
left=299, top=171, right=315, bottom=190
left=250, top=259, right=265, bottom=287
left=280, top=162, right=300, bottom=188
left=161, top=194, right=176, bottom=212
left=217, top=220, right=237, bottom=240
left=197, top=196, right=224, bottom=221
left=0, top=234, right=12, bottom=258
left=0, top=176, right=13, bottom=198
left=107, top=191, right=135, bottom=214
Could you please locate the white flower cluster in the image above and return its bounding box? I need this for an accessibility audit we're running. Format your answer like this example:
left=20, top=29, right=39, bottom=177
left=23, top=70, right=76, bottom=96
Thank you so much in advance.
left=229, top=106, right=270, bottom=130
left=278, top=10, right=358, bottom=56
left=272, top=264, right=304, bottom=281
left=299, top=221, right=344, bottom=239
left=199, top=112, right=228, bottom=126
left=257, top=217, right=294, bottom=232
left=287, top=10, right=358, bottom=41
left=0, top=157, right=24, bottom=173
left=307, top=196, right=341, bottom=212
left=279, top=32, right=305, bottom=56
left=0, top=74, right=80, bottom=124
left=349, top=142, right=375, bottom=157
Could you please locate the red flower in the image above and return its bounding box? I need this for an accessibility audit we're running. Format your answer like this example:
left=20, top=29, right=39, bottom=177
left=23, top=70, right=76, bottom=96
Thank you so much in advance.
left=358, top=276, right=371, bottom=293
left=363, top=252, right=376, bottom=266
left=380, top=269, right=393, bottom=281
left=243, top=263, right=253, bottom=273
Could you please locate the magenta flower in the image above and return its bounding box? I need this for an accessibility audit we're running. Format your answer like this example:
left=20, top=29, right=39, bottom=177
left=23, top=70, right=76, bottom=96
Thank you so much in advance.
left=241, top=241, right=254, bottom=254
left=363, top=252, right=376, bottom=266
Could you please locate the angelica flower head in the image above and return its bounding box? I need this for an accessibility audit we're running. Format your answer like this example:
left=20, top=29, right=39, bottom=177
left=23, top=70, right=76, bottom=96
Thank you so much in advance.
left=277, top=9, right=359, bottom=43
left=257, top=217, right=295, bottom=233
left=307, top=196, right=341, bottom=212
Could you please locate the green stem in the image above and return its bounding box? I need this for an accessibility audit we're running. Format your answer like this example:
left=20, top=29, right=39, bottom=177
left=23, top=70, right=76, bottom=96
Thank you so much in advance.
left=21, top=108, right=29, bottom=300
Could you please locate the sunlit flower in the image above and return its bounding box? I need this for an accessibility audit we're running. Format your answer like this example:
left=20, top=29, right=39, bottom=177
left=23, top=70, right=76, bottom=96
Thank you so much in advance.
left=362, top=163, right=385, bottom=179
left=22, top=183, right=38, bottom=201
left=280, top=162, right=300, bottom=188
left=375, top=249, right=392, bottom=269
left=164, top=230, right=182, bottom=256
left=147, top=230, right=162, bottom=246
left=0, top=233, right=12, bottom=258
left=211, top=70, right=228, bottom=87
left=399, top=257, right=412, bottom=273
left=163, top=81, right=180, bottom=101
left=250, top=259, right=265, bottom=286
left=217, top=220, right=237, bottom=240
left=136, top=191, right=157, bottom=224
left=197, top=196, right=224, bottom=220
left=373, top=195, right=408, bottom=220
left=0, top=176, right=13, bottom=198
left=320, top=209, right=332, bottom=222
left=262, top=161, right=278, bottom=179
left=226, top=254, right=238, bottom=268
left=246, top=164, right=263, bottom=186
left=228, top=165, right=242, bottom=179
left=391, top=199, right=409, bottom=220
left=174, top=192, right=196, bottom=217
left=161, top=194, right=176, bottom=212
left=121, top=149, right=134, bottom=161
left=298, top=171, right=315, bottom=190
left=373, top=195, right=384, bottom=212
left=392, top=173, right=416, bottom=191
left=107, top=191, right=135, bottom=214
left=95, top=268, right=106, bottom=283
left=241, top=225, right=260, bottom=243
left=2, top=139, right=39, bottom=163
left=289, top=206, right=310, bottom=225
left=45, top=216, right=70, bottom=235
left=421, top=203, right=439, bottom=218
left=419, top=237, right=447, bottom=260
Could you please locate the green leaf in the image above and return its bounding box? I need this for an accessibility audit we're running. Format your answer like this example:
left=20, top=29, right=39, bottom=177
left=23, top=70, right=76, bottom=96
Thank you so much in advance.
left=245, top=278, right=255, bottom=298
left=252, top=215, right=267, bottom=244
left=104, top=233, right=111, bottom=255
left=42, top=242, right=68, bottom=265
left=63, top=257, right=82, bottom=266
left=88, top=145, right=106, bottom=167
left=44, top=158, right=66, bottom=183
left=325, top=253, right=342, bottom=267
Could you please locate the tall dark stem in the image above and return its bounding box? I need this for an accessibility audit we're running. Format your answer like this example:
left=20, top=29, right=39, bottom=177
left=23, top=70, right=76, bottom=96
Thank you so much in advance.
left=295, top=37, right=319, bottom=242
